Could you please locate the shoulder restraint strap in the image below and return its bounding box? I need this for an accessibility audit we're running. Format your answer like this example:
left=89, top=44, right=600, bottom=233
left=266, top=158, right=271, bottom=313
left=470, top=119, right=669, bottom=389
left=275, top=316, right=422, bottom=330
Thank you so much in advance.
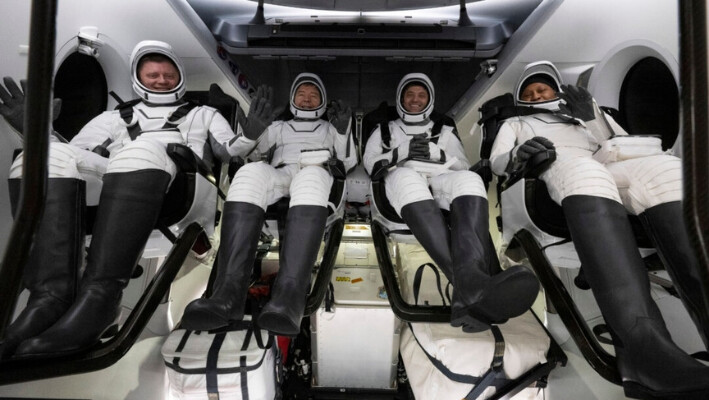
left=115, top=99, right=143, bottom=140
left=164, top=101, right=199, bottom=128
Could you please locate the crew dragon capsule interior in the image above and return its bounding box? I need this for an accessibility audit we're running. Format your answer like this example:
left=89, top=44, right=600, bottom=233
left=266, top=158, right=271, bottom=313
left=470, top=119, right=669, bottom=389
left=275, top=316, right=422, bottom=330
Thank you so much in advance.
left=0, top=0, right=708, bottom=399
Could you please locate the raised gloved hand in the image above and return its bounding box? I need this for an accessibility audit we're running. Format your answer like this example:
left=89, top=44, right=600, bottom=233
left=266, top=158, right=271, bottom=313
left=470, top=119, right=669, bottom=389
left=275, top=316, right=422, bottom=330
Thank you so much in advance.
left=516, top=136, right=555, bottom=162
left=239, top=84, right=274, bottom=140
left=0, top=76, right=62, bottom=133
left=408, top=134, right=430, bottom=160
left=558, top=85, right=595, bottom=122
left=327, top=99, right=352, bottom=135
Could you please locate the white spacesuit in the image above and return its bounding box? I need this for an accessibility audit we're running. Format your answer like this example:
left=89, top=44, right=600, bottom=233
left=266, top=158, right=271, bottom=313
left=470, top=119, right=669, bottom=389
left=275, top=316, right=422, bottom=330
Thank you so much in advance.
left=182, top=72, right=356, bottom=336
left=488, top=61, right=709, bottom=399
left=490, top=61, right=681, bottom=214
left=3, top=40, right=239, bottom=358
left=362, top=73, right=539, bottom=333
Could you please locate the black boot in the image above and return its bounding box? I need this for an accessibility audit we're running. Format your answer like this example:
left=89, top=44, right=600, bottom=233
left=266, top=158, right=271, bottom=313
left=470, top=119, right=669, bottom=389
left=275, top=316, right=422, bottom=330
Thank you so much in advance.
left=258, top=205, right=327, bottom=336
left=563, top=195, right=709, bottom=399
left=449, top=196, right=539, bottom=326
left=402, top=199, right=523, bottom=333
left=640, top=201, right=709, bottom=350
left=15, top=170, right=171, bottom=357
left=400, top=200, right=482, bottom=331
left=182, top=202, right=265, bottom=331
left=0, top=178, right=84, bottom=358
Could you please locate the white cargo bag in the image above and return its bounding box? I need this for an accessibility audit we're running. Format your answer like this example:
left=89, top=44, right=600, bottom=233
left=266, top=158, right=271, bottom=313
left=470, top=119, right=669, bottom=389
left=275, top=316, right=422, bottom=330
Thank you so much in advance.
left=161, top=324, right=280, bottom=400
left=398, top=261, right=550, bottom=400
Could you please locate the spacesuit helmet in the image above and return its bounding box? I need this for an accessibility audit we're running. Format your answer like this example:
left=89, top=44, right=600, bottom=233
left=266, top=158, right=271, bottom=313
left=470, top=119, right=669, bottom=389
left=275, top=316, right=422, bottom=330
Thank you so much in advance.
left=396, top=73, right=435, bottom=123
left=290, top=73, right=327, bottom=119
left=515, top=61, right=563, bottom=111
left=130, top=40, right=186, bottom=105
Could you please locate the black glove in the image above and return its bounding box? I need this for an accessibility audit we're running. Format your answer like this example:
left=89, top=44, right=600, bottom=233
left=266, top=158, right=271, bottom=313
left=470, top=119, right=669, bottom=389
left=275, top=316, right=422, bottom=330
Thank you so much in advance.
left=408, top=134, right=430, bottom=160
left=327, top=99, right=351, bottom=135
left=239, top=84, right=274, bottom=140
left=558, top=85, right=595, bottom=122
left=0, top=76, right=62, bottom=133
left=517, top=136, right=555, bottom=162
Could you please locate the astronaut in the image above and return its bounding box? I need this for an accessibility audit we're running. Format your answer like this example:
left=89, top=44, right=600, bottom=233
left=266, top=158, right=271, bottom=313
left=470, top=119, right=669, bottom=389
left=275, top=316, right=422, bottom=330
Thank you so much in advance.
left=181, top=73, right=357, bottom=336
left=363, top=73, right=539, bottom=332
left=490, top=60, right=709, bottom=398
left=0, top=40, right=242, bottom=357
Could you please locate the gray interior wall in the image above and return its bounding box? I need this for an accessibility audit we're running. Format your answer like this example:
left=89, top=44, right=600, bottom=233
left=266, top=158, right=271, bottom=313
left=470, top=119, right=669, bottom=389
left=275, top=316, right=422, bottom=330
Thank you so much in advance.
left=231, top=55, right=482, bottom=118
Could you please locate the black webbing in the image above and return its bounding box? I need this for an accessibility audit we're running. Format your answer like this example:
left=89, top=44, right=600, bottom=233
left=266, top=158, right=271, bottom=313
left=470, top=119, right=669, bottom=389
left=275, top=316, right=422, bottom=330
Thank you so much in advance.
left=408, top=323, right=512, bottom=399
left=463, top=325, right=506, bottom=400
left=240, top=355, right=249, bottom=400
left=163, top=101, right=199, bottom=128
left=412, top=263, right=447, bottom=306
left=206, top=332, right=227, bottom=398
left=171, top=329, right=195, bottom=369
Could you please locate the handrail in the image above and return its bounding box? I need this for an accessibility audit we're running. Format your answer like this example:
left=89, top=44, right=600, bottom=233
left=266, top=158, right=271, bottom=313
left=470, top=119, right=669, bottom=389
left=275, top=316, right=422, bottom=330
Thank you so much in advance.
left=0, top=0, right=57, bottom=339
left=304, top=219, right=344, bottom=316
left=680, top=0, right=709, bottom=334
left=0, top=222, right=205, bottom=385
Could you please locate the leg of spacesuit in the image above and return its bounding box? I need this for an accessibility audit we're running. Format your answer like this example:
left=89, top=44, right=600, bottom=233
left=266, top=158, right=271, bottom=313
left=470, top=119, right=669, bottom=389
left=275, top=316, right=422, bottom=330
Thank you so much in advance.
left=400, top=198, right=494, bottom=333
left=434, top=170, right=537, bottom=329
left=15, top=139, right=173, bottom=356
left=563, top=195, right=709, bottom=398
left=181, top=202, right=264, bottom=331
left=390, top=168, right=491, bottom=331
left=641, top=201, right=709, bottom=350
left=0, top=143, right=106, bottom=358
left=181, top=163, right=277, bottom=331
left=387, top=168, right=453, bottom=272
left=258, top=166, right=332, bottom=336
left=392, top=168, right=536, bottom=332
left=448, top=195, right=539, bottom=328
left=610, top=154, right=709, bottom=350
left=544, top=156, right=709, bottom=397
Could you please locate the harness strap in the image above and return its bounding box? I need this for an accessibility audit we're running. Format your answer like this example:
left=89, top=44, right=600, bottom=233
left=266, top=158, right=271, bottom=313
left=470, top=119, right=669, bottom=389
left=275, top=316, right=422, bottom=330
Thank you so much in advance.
left=116, top=99, right=143, bottom=140
left=431, top=117, right=444, bottom=144
left=412, top=263, right=447, bottom=306
left=115, top=99, right=198, bottom=140
left=163, top=101, right=199, bottom=128
left=408, top=260, right=511, bottom=400
left=171, top=329, right=195, bottom=369
left=380, top=112, right=453, bottom=149
left=407, top=322, right=511, bottom=398
left=239, top=354, right=249, bottom=400
left=108, top=91, right=125, bottom=105
left=464, top=325, right=506, bottom=400
left=241, top=326, right=254, bottom=351
left=206, top=332, right=227, bottom=399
